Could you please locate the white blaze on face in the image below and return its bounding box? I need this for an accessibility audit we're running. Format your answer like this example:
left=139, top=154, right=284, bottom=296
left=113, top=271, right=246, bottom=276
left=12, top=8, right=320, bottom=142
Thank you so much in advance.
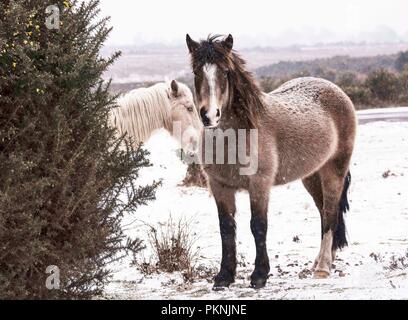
left=203, top=63, right=220, bottom=126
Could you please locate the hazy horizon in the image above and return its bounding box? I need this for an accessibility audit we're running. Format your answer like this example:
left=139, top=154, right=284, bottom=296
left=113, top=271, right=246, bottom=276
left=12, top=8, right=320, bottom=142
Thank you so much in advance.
left=99, top=0, right=408, bottom=48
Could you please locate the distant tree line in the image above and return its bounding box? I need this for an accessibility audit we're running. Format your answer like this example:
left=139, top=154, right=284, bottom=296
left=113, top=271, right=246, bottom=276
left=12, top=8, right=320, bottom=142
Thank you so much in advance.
left=258, top=51, right=408, bottom=109
left=111, top=51, right=408, bottom=110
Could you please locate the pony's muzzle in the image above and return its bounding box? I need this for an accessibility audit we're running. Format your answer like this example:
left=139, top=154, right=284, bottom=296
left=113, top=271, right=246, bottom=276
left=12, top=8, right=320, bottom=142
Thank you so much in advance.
left=200, top=107, right=211, bottom=126
left=181, top=127, right=200, bottom=155
left=200, top=107, right=220, bottom=127
left=188, top=137, right=198, bottom=154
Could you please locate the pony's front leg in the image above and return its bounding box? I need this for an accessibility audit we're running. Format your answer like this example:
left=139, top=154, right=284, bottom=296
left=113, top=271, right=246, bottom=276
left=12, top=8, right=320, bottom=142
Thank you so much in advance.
left=210, top=179, right=237, bottom=289
left=249, top=183, right=270, bottom=289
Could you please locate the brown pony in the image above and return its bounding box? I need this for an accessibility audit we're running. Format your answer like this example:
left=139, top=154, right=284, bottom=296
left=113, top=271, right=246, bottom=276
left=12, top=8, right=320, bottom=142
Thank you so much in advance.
left=186, top=34, right=357, bottom=289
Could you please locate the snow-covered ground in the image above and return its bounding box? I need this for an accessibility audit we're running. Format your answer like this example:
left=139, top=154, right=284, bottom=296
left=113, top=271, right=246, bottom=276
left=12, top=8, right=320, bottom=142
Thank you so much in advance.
left=104, top=121, right=408, bottom=300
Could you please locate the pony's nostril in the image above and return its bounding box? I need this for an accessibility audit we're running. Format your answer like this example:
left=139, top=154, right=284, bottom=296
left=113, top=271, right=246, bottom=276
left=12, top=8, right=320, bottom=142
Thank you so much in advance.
left=189, top=138, right=198, bottom=152
left=200, top=107, right=206, bottom=118
left=200, top=107, right=210, bottom=126
left=202, top=116, right=210, bottom=127
left=216, top=109, right=220, bottom=117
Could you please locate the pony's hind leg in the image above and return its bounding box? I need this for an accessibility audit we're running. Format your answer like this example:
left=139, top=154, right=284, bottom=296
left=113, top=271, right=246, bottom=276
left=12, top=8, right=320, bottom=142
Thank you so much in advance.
left=313, top=160, right=350, bottom=279
left=209, top=179, right=237, bottom=289
left=302, top=173, right=324, bottom=237
left=303, top=173, right=345, bottom=260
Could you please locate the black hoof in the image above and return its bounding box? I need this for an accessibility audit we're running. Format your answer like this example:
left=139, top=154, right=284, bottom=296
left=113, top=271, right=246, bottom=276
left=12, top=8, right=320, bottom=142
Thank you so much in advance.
left=213, top=271, right=234, bottom=290
left=250, top=278, right=267, bottom=289
left=250, top=271, right=268, bottom=289
left=212, top=284, right=229, bottom=291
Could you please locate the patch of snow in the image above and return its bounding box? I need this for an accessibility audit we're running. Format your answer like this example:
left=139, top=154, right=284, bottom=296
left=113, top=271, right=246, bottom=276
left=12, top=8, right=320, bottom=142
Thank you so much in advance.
left=104, top=122, right=408, bottom=300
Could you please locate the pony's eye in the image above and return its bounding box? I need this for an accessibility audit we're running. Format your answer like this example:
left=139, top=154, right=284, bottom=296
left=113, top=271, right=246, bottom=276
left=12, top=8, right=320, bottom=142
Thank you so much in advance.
left=187, top=106, right=194, bottom=112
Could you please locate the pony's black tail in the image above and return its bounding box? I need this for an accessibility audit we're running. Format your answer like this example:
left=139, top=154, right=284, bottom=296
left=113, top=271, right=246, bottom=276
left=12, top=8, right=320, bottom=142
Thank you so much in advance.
left=332, top=171, right=351, bottom=250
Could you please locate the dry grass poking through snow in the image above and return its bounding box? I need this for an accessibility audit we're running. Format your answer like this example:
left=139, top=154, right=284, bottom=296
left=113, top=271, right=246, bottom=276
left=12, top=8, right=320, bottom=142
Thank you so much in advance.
left=134, top=217, right=200, bottom=282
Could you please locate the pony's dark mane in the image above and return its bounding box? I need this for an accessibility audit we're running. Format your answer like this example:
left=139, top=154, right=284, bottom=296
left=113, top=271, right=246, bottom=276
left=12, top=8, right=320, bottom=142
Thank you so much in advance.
left=190, top=35, right=266, bottom=128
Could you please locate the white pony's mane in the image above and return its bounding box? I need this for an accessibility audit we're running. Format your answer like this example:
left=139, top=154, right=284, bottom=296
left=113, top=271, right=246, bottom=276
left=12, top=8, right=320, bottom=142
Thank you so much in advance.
left=111, top=82, right=172, bottom=145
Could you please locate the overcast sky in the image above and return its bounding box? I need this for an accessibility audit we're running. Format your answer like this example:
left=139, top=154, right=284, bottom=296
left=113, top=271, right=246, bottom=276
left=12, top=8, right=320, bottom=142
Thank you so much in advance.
left=99, top=0, right=408, bottom=47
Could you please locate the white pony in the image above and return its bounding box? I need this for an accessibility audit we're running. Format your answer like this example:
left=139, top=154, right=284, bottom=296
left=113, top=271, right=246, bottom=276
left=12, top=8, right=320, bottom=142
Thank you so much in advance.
left=110, top=80, right=202, bottom=153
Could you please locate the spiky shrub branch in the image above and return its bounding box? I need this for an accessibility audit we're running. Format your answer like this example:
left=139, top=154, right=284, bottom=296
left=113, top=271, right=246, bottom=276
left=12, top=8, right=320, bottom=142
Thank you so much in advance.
left=0, top=0, right=159, bottom=299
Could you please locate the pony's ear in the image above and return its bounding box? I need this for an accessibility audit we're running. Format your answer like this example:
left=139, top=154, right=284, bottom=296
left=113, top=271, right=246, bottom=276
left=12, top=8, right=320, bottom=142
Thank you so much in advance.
left=222, top=34, right=233, bottom=52
left=186, top=34, right=199, bottom=53
left=171, top=80, right=179, bottom=96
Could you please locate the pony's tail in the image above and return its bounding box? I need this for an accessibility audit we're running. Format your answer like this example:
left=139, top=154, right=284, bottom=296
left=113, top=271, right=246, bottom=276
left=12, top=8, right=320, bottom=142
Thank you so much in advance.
left=332, top=171, right=351, bottom=250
